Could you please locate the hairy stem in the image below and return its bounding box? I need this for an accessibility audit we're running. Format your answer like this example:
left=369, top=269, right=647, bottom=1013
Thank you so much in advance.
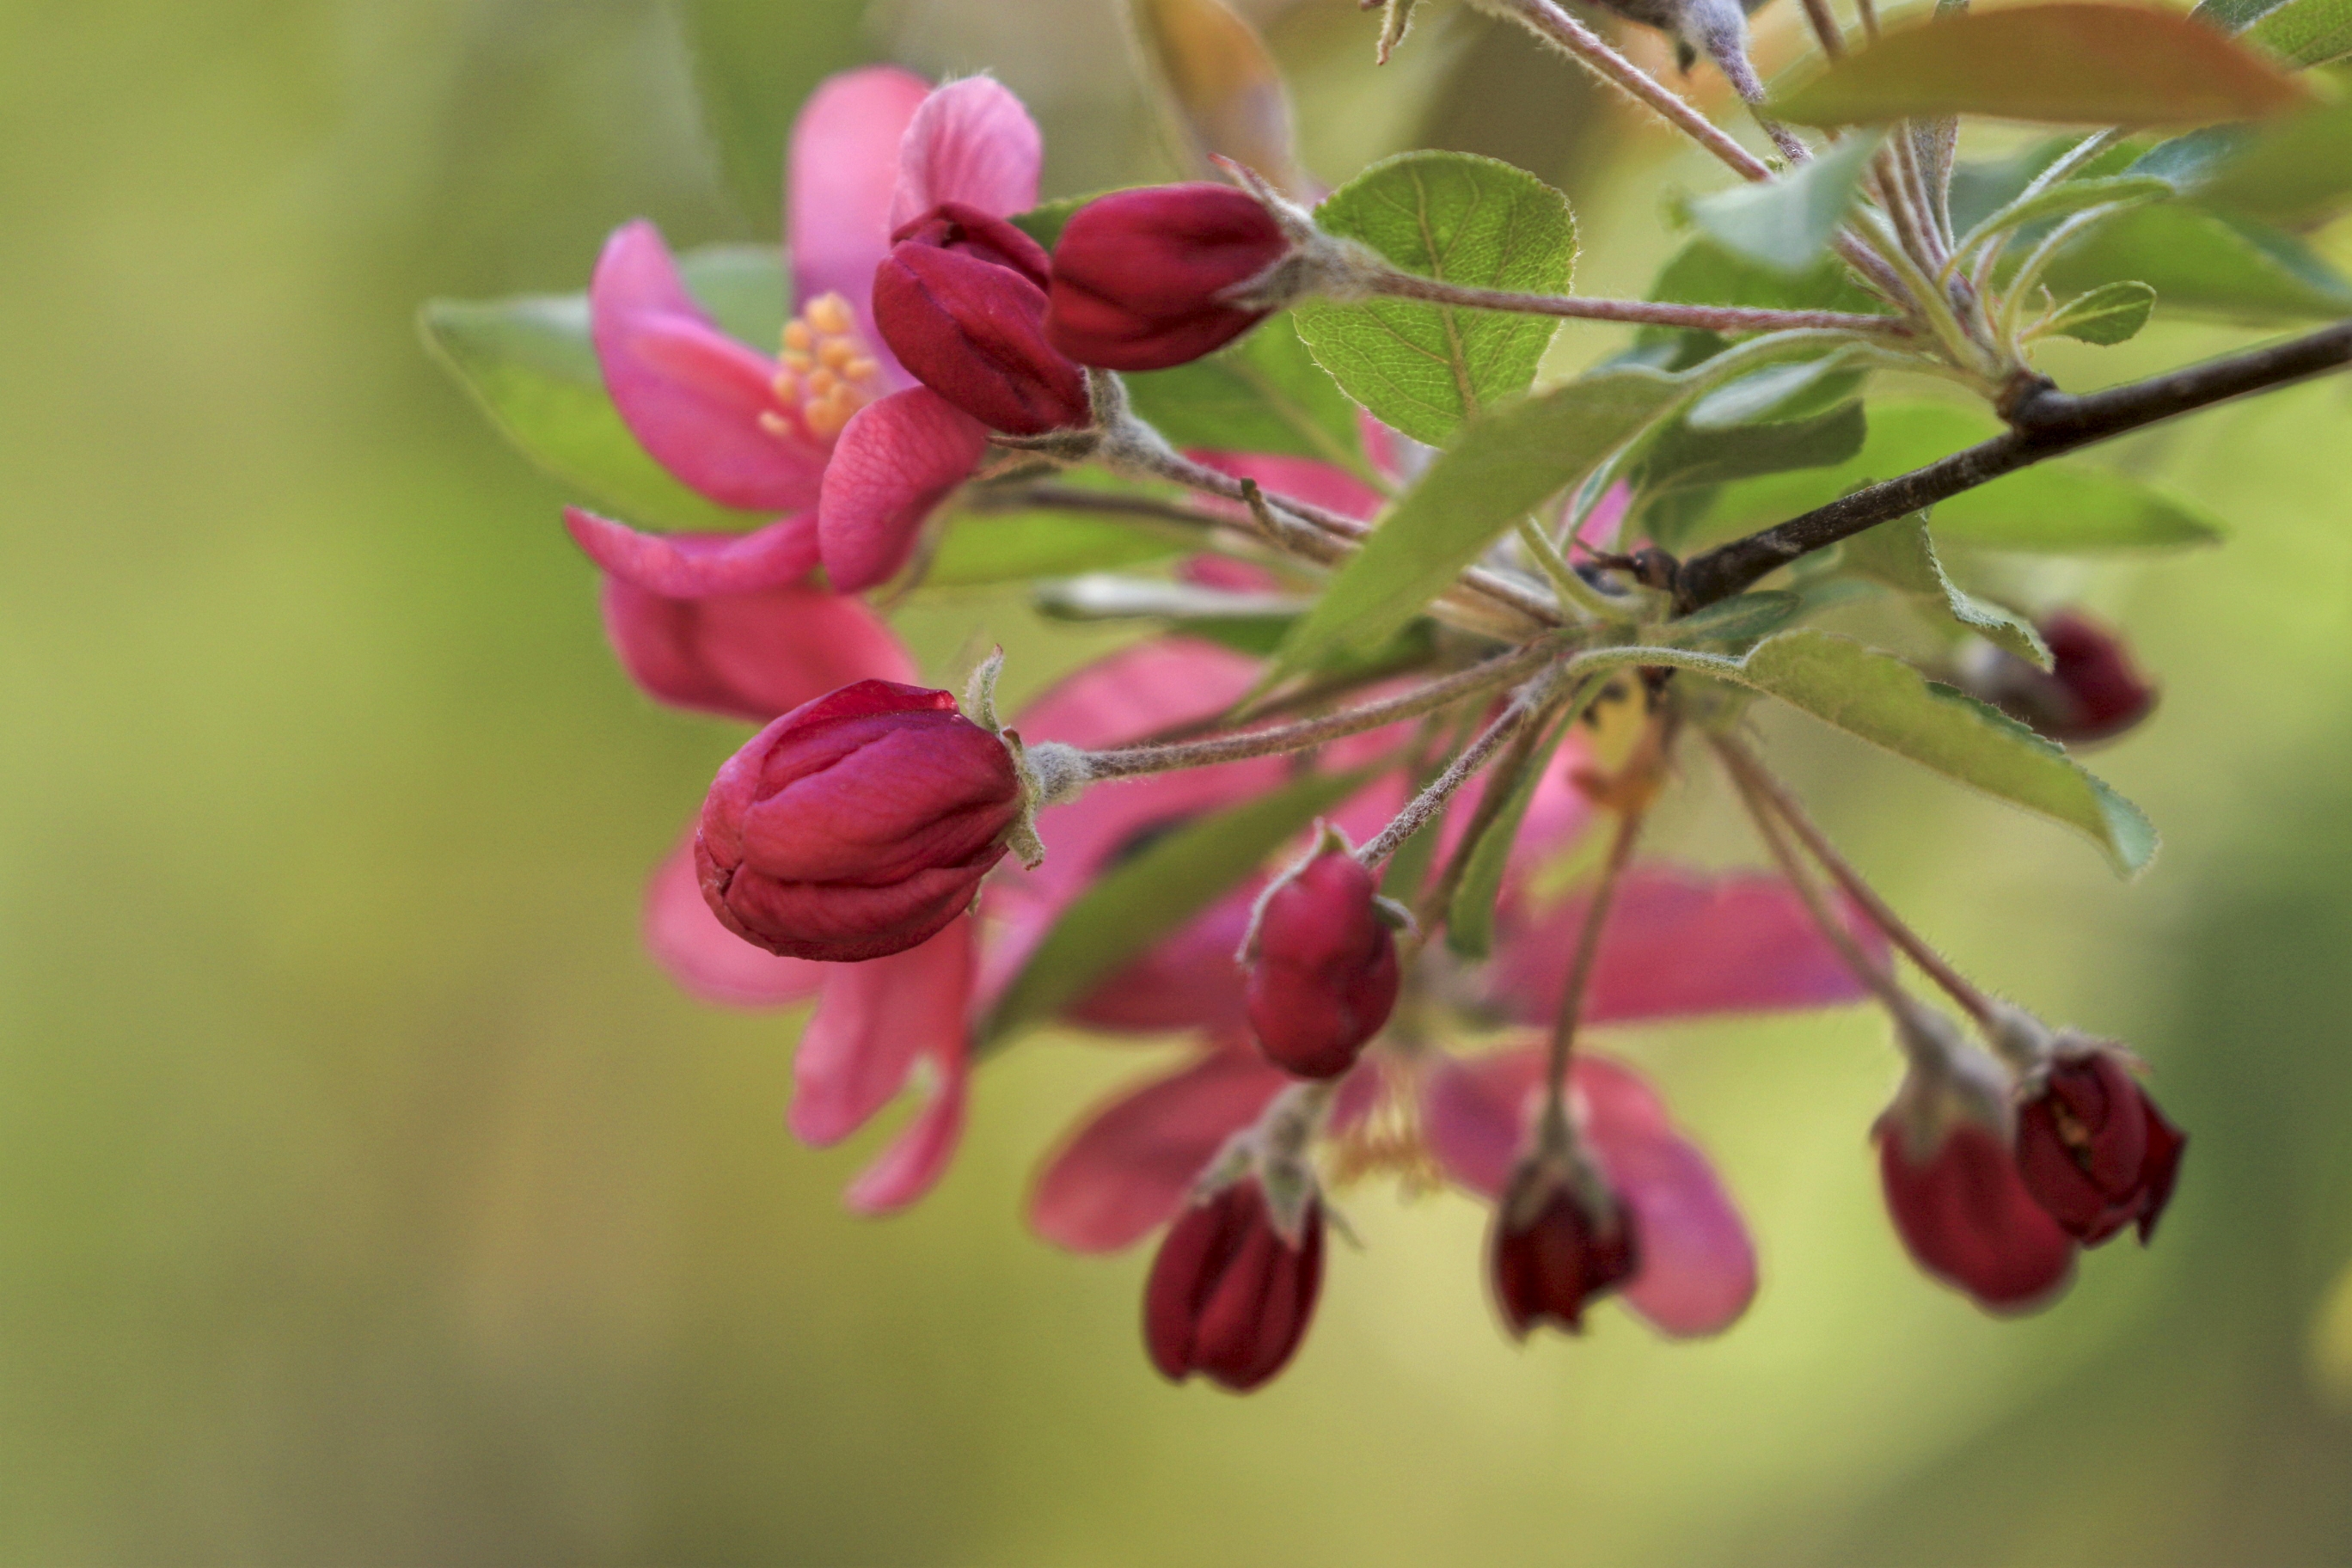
left=1542, top=805, right=1647, bottom=1104
left=1357, top=667, right=1562, bottom=867
left=1081, top=640, right=1564, bottom=779
left=1675, top=317, right=2352, bottom=609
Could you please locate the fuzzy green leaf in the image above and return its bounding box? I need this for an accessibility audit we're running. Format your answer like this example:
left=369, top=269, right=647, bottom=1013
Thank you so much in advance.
left=2042, top=280, right=2158, bottom=344
left=1124, top=315, right=1371, bottom=478
left=2041, top=200, right=2352, bottom=318
left=1293, top=151, right=1577, bottom=445
left=1839, top=517, right=2049, bottom=665
left=1445, top=709, right=1577, bottom=959
left=980, top=767, right=1373, bottom=1046
left=1687, top=133, right=1885, bottom=273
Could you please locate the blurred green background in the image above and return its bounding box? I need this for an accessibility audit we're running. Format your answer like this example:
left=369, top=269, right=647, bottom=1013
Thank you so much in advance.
left=4, top=1, right=2351, bottom=1562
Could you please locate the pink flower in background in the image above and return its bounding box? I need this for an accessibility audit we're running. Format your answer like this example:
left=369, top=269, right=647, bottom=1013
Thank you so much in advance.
left=579, top=69, right=1047, bottom=593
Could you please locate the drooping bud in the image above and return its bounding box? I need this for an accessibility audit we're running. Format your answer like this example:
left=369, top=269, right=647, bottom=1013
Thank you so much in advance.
left=1874, top=1017, right=2075, bottom=1312
left=1144, top=1175, right=1325, bottom=1392
left=1241, top=835, right=1401, bottom=1079
left=1489, top=1142, right=1639, bottom=1338
left=1969, top=610, right=2158, bottom=745
left=870, top=201, right=1090, bottom=436
left=2014, top=1036, right=2186, bottom=1246
left=695, top=680, right=1023, bottom=963
left=1045, top=183, right=1293, bottom=371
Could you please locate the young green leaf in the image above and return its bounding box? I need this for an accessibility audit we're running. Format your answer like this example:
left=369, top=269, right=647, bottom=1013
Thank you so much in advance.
left=2040, top=203, right=2352, bottom=318
left=2246, top=0, right=2352, bottom=64
left=1640, top=401, right=1869, bottom=494
left=979, top=766, right=1374, bottom=1047
left=1661, top=590, right=1804, bottom=649
left=1275, top=368, right=1684, bottom=670
left=1686, top=353, right=1864, bottom=429
left=1575, top=632, right=2159, bottom=873
left=1951, top=175, right=2175, bottom=261
left=1687, top=132, right=1886, bottom=273
left=1838, top=517, right=2049, bottom=665
left=2176, top=88, right=2352, bottom=226
left=1123, top=316, right=1372, bottom=479
left=2040, top=280, right=2158, bottom=344
left=1292, top=151, right=1577, bottom=445
left=1445, top=708, right=1578, bottom=959
left=1770, top=3, right=2307, bottom=126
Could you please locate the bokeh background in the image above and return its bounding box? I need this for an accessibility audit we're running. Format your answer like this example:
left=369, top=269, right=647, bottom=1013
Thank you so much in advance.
left=5, top=1, right=2352, bottom=1562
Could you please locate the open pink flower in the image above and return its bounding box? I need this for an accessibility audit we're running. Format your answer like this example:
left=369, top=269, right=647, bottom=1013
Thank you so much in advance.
left=585, top=69, right=1046, bottom=592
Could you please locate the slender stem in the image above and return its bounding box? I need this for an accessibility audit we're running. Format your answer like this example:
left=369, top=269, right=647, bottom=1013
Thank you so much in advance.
left=1674, top=317, right=2352, bottom=609
left=1357, top=668, right=1561, bottom=867
left=1890, top=132, right=1946, bottom=266
left=1870, top=149, right=1944, bottom=275
left=1480, top=0, right=1775, bottom=182
left=1853, top=0, right=1883, bottom=40
left=1718, top=737, right=1995, bottom=1024
left=1516, top=518, right=1637, bottom=625
left=1542, top=805, right=1647, bottom=1104
left=1712, top=735, right=1913, bottom=1015
left=1365, top=273, right=1911, bottom=337
left=1406, top=703, right=1551, bottom=942
left=1797, top=0, right=1847, bottom=55
left=1081, top=640, right=1564, bottom=779
left=1849, top=206, right=1985, bottom=374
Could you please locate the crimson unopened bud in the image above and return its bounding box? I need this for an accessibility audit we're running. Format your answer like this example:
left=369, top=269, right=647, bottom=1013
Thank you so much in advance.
left=872, top=201, right=1090, bottom=435
left=1144, top=1177, right=1324, bottom=1392
left=2015, top=1038, right=2185, bottom=1246
left=695, top=680, right=1022, bottom=962
left=1045, top=183, right=1292, bottom=371
left=1490, top=1150, right=1639, bottom=1338
left=1242, top=841, right=1400, bottom=1079
left=1974, top=610, right=2158, bottom=744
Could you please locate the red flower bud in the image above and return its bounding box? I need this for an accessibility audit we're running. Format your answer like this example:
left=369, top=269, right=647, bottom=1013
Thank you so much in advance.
left=1977, top=610, right=2158, bottom=744
left=871, top=201, right=1089, bottom=436
left=1490, top=1156, right=1639, bottom=1338
left=695, top=680, right=1022, bottom=963
left=1243, top=845, right=1400, bottom=1079
left=1045, top=183, right=1291, bottom=371
left=1144, top=1178, right=1323, bottom=1392
left=2015, top=1044, right=2185, bottom=1245
left=1877, top=1122, right=2076, bottom=1312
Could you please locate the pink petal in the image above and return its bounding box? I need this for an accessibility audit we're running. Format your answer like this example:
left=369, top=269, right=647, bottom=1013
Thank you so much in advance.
left=888, top=77, right=1044, bottom=231
left=789, top=918, right=975, bottom=1148
left=1191, top=451, right=1383, bottom=524
left=842, top=1046, right=968, bottom=1216
left=789, top=65, right=933, bottom=356
left=1029, top=1047, right=1292, bottom=1253
left=1014, top=635, right=1264, bottom=749
left=1063, top=883, right=1258, bottom=1037
left=817, top=388, right=989, bottom=591
left=590, top=221, right=828, bottom=512
left=1571, top=480, right=1635, bottom=551
left=597, top=573, right=916, bottom=723
left=565, top=508, right=818, bottom=598
left=1422, top=1047, right=1755, bottom=1337
left=1488, top=867, right=1882, bottom=1027
left=644, top=837, right=826, bottom=1008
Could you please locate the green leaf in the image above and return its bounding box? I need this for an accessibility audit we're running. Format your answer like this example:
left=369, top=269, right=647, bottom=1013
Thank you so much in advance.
left=676, top=244, right=789, bottom=347
left=1771, top=3, right=2308, bottom=126
left=1687, top=132, right=1886, bottom=273
left=1641, top=401, right=1869, bottom=494
left=1276, top=368, right=1684, bottom=669
left=2042, top=279, right=2158, bottom=344
left=1663, top=590, right=1804, bottom=649
left=1124, top=316, right=1372, bottom=478
left=2175, top=85, right=2352, bottom=225
left=1954, top=174, right=2175, bottom=259
left=1687, top=354, right=1865, bottom=428
left=2041, top=202, right=2352, bottom=319
left=1697, top=403, right=2226, bottom=552
left=421, top=256, right=775, bottom=534
left=1011, top=193, right=1112, bottom=252
left=1582, top=631, right=2159, bottom=873
left=1445, top=709, right=1577, bottom=959
left=926, top=510, right=1185, bottom=586
left=980, top=767, right=1373, bottom=1045
left=1292, top=151, right=1577, bottom=445
left=2248, top=0, right=2352, bottom=64
left=1838, top=517, right=2049, bottom=665
left=2194, top=0, right=2294, bottom=33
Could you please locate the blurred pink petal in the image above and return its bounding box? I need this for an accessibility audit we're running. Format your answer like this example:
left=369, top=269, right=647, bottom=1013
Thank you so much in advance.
left=1424, top=1047, right=1755, bottom=1337
left=888, top=76, right=1044, bottom=230
left=1571, top=480, right=1635, bottom=551
left=789, top=65, right=932, bottom=361
left=842, top=1047, right=968, bottom=1216
left=1065, top=884, right=1258, bottom=1037
left=597, top=572, right=916, bottom=723
left=1178, top=554, right=1283, bottom=593
left=1030, top=1047, right=1292, bottom=1253
left=645, top=839, right=827, bottom=1008
left=1489, top=867, right=1880, bottom=1027
left=565, top=508, right=818, bottom=598
left=1192, top=451, right=1383, bottom=524
left=817, top=387, right=989, bottom=591
left=590, top=220, right=828, bottom=512
left=789, top=919, right=974, bottom=1148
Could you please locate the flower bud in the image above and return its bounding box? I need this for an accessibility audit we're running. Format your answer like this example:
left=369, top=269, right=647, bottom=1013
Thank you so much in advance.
left=871, top=201, right=1089, bottom=436
left=1971, top=610, right=2158, bottom=745
left=695, top=680, right=1023, bottom=963
left=1489, top=1150, right=1639, bottom=1338
left=1242, top=842, right=1400, bottom=1079
left=1144, top=1177, right=1324, bottom=1392
left=1045, top=184, right=1292, bottom=371
left=2014, top=1038, right=2185, bottom=1245
left=1876, top=1042, right=2076, bottom=1312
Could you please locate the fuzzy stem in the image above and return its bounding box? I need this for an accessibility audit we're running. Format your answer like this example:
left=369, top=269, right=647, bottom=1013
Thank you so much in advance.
left=1081, top=640, right=1565, bottom=780
left=1541, top=805, right=1647, bottom=1108
left=1797, top=0, right=1847, bottom=56
left=1363, top=271, right=1910, bottom=336
left=1717, top=737, right=1996, bottom=1024
left=1357, top=668, right=1563, bottom=867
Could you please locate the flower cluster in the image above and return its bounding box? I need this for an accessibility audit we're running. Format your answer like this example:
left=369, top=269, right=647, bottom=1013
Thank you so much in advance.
left=441, top=45, right=2211, bottom=1396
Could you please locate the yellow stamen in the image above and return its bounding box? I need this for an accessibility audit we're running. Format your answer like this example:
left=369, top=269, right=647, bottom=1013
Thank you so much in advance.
left=805, top=292, right=853, bottom=335
left=782, top=320, right=815, bottom=353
